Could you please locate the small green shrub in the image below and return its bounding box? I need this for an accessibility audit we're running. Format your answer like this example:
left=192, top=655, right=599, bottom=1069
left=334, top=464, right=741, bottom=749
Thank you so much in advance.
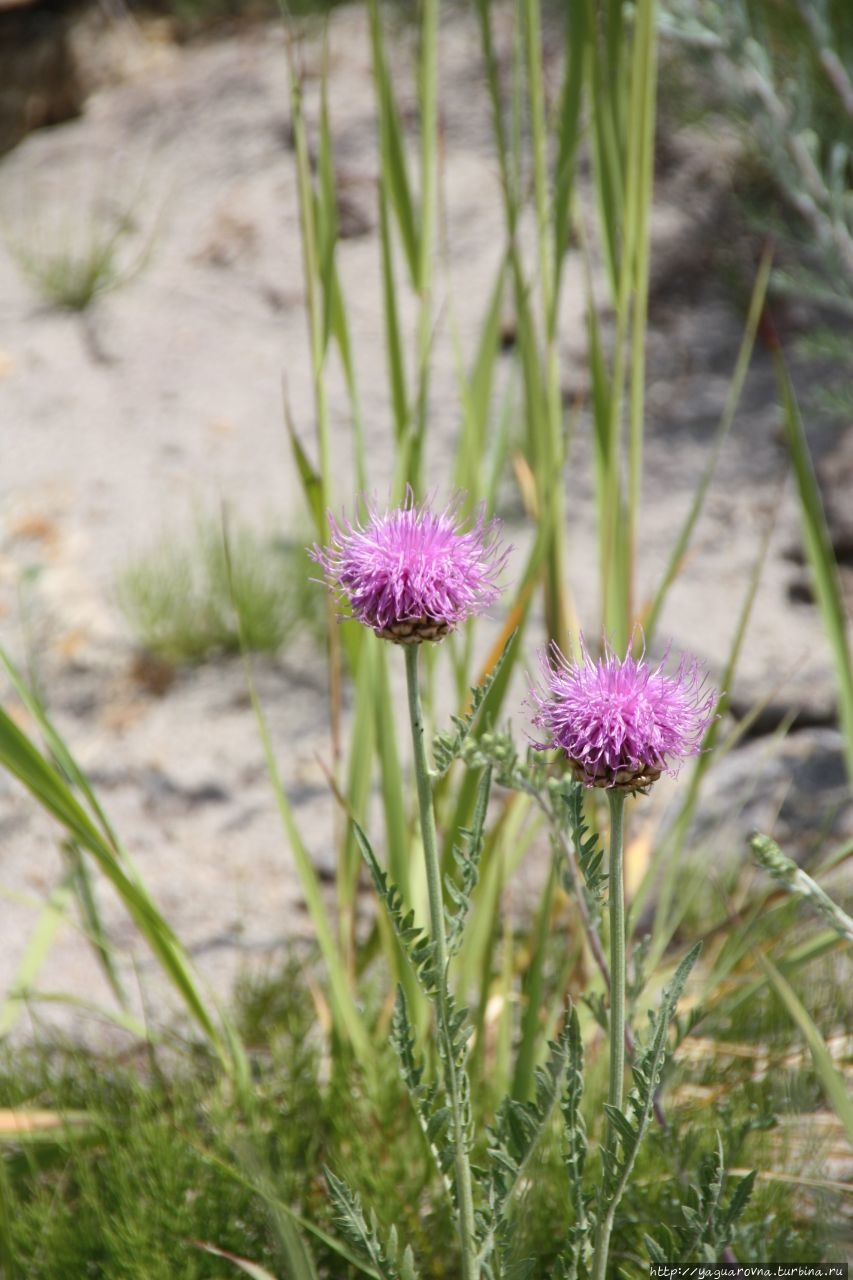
left=117, top=518, right=325, bottom=664
left=5, top=202, right=153, bottom=313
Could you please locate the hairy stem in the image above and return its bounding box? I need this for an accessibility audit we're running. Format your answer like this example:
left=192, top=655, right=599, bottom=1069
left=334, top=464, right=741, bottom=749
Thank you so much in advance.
left=592, top=788, right=627, bottom=1280
left=404, top=643, right=478, bottom=1280
left=546, top=796, right=670, bottom=1127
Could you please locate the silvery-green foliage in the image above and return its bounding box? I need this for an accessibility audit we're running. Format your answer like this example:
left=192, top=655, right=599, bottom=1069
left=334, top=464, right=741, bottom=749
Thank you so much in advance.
left=352, top=699, right=707, bottom=1277
left=352, top=822, right=439, bottom=998
left=626, top=933, right=652, bottom=1011
left=353, top=825, right=475, bottom=1187
left=644, top=1134, right=756, bottom=1265
left=324, top=1168, right=421, bottom=1280
left=458, top=730, right=554, bottom=797
left=391, top=985, right=474, bottom=1192
left=502, top=1262, right=537, bottom=1280
left=433, top=639, right=514, bottom=776
left=587, top=944, right=703, bottom=1264
left=434, top=989, right=475, bottom=1154
left=557, top=783, right=606, bottom=920
left=445, top=766, right=492, bottom=957
left=476, top=1015, right=576, bottom=1275
left=460, top=729, right=604, bottom=924
left=661, top=0, right=853, bottom=288
left=560, top=1007, right=591, bottom=1277
left=390, top=986, right=457, bottom=1203
left=751, top=831, right=853, bottom=943
left=581, top=991, right=609, bottom=1033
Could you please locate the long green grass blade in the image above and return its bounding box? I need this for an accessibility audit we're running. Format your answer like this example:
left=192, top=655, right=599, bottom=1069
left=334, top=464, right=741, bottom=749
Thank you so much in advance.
left=284, top=392, right=325, bottom=539
left=475, top=0, right=517, bottom=232
left=9, top=992, right=148, bottom=1039
left=757, top=952, right=853, bottom=1147
left=0, top=699, right=236, bottom=1071
left=316, top=55, right=339, bottom=358
left=553, top=0, right=586, bottom=299
left=368, top=0, right=419, bottom=285
left=63, top=840, right=127, bottom=1009
left=452, top=261, right=505, bottom=500
left=378, top=191, right=409, bottom=442
left=524, top=0, right=552, bottom=326
left=0, top=649, right=124, bottom=857
left=775, top=349, right=853, bottom=782
left=644, top=248, right=773, bottom=640
left=625, top=0, right=658, bottom=615
left=0, top=879, right=72, bottom=1038
left=512, top=854, right=557, bottom=1100
left=203, top=1139, right=382, bottom=1279
left=586, top=0, right=624, bottom=296
left=371, top=643, right=425, bottom=1024
left=706, top=924, right=843, bottom=1025
left=289, top=67, right=331, bottom=504
left=237, top=649, right=369, bottom=1060
left=340, top=652, right=378, bottom=955
left=631, top=509, right=775, bottom=956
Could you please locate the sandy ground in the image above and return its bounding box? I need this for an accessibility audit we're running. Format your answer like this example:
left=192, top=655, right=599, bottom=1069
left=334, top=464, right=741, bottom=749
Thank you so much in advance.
left=1, top=5, right=851, bottom=1044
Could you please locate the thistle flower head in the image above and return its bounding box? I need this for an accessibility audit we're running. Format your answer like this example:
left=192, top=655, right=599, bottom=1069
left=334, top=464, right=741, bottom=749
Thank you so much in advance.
left=529, top=635, right=716, bottom=792
left=311, top=488, right=508, bottom=644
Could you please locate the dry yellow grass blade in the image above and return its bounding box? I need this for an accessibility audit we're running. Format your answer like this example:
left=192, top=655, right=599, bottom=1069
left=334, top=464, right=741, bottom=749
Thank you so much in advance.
left=0, top=1108, right=94, bottom=1137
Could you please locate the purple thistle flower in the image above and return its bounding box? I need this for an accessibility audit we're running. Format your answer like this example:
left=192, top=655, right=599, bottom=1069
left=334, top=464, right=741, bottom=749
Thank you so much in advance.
left=529, top=636, right=716, bottom=792
left=311, top=488, right=508, bottom=644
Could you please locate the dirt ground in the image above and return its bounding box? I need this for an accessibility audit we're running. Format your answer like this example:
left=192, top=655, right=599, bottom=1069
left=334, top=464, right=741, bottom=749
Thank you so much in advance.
left=1, top=4, right=851, bottom=1044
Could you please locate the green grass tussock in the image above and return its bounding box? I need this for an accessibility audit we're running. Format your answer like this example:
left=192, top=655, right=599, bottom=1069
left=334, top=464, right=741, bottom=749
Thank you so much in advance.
left=118, top=518, right=325, bottom=665
left=2, top=945, right=844, bottom=1279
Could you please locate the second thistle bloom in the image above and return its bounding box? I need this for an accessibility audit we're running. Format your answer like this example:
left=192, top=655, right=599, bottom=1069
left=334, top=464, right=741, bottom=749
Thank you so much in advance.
left=311, top=489, right=508, bottom=644
left=530, top=637, right=716, bottom=791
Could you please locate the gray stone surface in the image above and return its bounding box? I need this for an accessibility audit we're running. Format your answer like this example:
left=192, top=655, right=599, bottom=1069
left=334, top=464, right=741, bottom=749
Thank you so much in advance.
left=1, top=6, right=851, bottom=1045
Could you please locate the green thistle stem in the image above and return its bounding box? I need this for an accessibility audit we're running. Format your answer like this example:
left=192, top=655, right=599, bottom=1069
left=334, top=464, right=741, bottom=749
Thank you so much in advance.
left=404, top=643, right=478, bottom=1280
left=592, top=788, right=627, bottom=1280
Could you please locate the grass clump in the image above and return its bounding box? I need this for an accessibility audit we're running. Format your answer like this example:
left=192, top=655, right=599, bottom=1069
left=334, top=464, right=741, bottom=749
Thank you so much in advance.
left=0, top=1048, right=277, bottom=1280
left=1, top=945, right=841, bottom=1280
left=0, top=962, right=455, bottom=1280
left=5, top=204, right=152, bottom=313
left=117, top=518, right=325, bottom=665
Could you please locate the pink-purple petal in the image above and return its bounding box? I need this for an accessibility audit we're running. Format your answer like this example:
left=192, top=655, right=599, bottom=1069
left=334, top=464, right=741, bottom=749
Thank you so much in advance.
left=311, top=490, right=508, bottom=642
left=529, top=637, right=717, bottom=789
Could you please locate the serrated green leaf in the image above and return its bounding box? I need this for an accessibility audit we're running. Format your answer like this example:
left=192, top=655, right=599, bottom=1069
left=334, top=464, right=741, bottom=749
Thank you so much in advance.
left=353, top=822, right=437, bottom=996
left=401, top=1245, right=418, bottom=1280
left=721, top=1170, right=757, bottom=1235
left=599, top=942, right=702, bottom=1245
left=644, top=1233, right=668, bottom=1265
left=602, top=1105, right=637, bottom=1153
left=482, top=1014, right=574, bottom=1269
left=433, top=636, right=515, bottom=777
left=325, top=1168, right=419, bottom=1280
left=504, top=1260, right=536, bottom=1280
